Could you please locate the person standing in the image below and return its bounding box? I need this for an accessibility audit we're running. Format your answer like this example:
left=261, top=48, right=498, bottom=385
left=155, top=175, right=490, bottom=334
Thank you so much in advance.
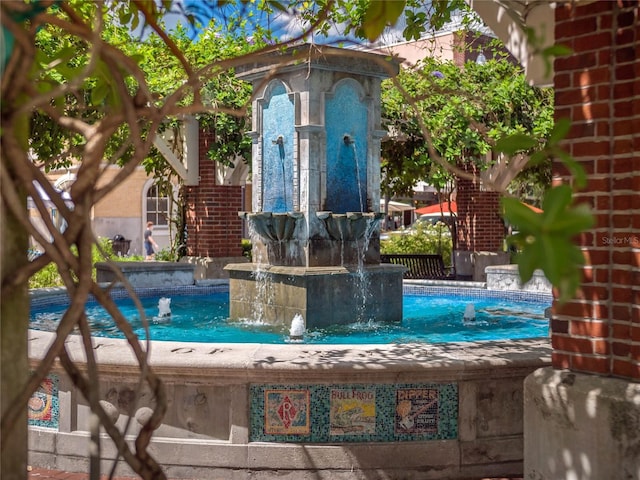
left=144, top=221, right=159, bottom=260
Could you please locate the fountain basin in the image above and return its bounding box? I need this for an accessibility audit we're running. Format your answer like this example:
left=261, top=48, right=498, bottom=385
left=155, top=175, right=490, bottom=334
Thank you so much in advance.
left=239, top=211, right=303, bottom=242
left=316, top=211, right=383, bottom=241
left=27, top=283, right=551, bottom=480
left=225, top=263, right=405, bottom=328
left=95, top=261, right=195, bottom=287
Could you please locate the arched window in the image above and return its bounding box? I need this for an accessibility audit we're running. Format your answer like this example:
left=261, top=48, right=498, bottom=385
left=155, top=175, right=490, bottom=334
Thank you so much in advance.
left=54, top=172, right=76, bottom=192
left=146, top=183, right=170, bottom=226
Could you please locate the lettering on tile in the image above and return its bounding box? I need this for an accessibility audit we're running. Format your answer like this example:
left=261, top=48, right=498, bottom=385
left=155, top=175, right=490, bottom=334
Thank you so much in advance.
left=264, top=389, right=310, bottom=435
left=330, top=387, right=376, bottom=436
left=395, top=387, right=439, bottom=434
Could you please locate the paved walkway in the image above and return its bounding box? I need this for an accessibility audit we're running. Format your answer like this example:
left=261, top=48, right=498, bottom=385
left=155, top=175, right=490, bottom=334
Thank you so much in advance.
left=28, top=468, right=139, bottom=479
left=28, top=467, right=522, bottom=480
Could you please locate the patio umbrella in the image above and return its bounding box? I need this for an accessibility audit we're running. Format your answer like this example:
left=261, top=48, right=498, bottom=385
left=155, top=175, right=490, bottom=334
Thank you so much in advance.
left=415, top=201, right=456, bottom=215
left=415, top=200, right=542, bottom=215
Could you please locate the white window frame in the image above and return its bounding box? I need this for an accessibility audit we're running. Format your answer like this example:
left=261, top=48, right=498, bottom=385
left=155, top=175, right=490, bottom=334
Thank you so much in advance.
left=142, top=179, right=173, bottom=250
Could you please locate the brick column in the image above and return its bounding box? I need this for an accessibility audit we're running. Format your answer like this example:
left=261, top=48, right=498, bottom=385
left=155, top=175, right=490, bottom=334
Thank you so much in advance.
left=454, top=161, right=507, bottom=281
left=524, top=3, right=640, bottom=478
left=456, top=165, right=505, bottom=252
left=184, top=128, right=244, bottom=260
left=551, top=1, right=640, bottom=381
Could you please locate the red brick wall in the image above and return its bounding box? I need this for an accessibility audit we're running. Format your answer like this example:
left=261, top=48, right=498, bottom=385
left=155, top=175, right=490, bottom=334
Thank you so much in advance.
left=552, top=1, right=640, bottom=380
left=184, top=129, right=244, bottom=258
left=456, top=162, right=505, bottom=252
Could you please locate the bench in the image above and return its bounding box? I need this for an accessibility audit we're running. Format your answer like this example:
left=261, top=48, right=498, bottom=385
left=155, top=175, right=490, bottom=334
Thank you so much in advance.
left=380, top=253, right=455, bottom=280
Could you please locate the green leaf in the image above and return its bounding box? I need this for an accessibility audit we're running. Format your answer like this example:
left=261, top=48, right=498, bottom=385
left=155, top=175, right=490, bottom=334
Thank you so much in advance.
left=267, top=1, right=287, bottom=12
left=516, top=237, right=544, bottom=283
left=540, top=234, right=564, bottom=284
left=545, top=204, right=593, bottom=235
left=529, top=150, right=547, bottom=166
left=544, top=239, right=584, bottom=304
left=495, top=132, right=538, bottom=155
left=541, top=185, right=572, bottom=223
left=554, top=149, right=587, bottom=189
left=548, top=117, right=571, bottom=146
left=91, top=82, right=110, bottom=106
left=502, top=197, right=542, bottom=231
left=362, top=0, right=406, bottom=41
left=542, top=44, right=573, bottom=58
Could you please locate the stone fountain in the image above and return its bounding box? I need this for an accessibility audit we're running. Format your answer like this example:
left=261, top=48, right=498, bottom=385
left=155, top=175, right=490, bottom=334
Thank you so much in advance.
left=225, top=45, right=404, bottom=329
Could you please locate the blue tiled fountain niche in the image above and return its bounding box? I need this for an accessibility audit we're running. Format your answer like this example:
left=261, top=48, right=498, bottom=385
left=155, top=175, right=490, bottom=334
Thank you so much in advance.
left=325, top=80, right=369, bottom=214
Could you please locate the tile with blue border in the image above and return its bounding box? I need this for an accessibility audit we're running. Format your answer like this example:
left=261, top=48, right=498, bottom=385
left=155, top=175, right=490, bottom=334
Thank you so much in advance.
left=28, top=373, right=59, bottom=429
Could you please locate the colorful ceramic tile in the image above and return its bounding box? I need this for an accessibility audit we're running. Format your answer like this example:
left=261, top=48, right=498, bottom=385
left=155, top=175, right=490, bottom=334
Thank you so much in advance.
left=264, top=389, right=310, bottom=435
left=329, top=387, right=376, bottom=436
left=28, top=374, right=59, bottom=429
left=395, top=387, right=439, bottom=434
left=391, top=383, right=458, bottom=441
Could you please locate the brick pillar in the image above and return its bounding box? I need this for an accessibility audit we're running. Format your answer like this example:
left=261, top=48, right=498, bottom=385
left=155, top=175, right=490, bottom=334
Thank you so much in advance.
left=454, top=162, right=507, bottom=281
left=184, top=128, right=244, bottom=259
left=551, top=1, right=640, bottom=381
left=524, top=3, right=640, bottom=478
left=456, top=164, right=505, bottom=252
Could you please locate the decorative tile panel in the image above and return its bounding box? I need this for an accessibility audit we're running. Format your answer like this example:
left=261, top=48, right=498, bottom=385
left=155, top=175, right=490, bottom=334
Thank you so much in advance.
left=28, top=374, right=59, bottom=429
left=250, top=382, right=458, bottom=443
left=264, top=389, right=310, bottom=435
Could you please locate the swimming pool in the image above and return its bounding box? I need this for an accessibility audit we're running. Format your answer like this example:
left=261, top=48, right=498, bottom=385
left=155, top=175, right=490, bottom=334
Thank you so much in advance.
left=30, top=285, right=550, bottom=344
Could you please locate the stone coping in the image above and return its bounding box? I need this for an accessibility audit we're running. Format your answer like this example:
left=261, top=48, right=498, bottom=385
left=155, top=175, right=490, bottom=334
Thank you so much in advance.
left=28, top=327, right=551, bottom=379
left=224, top=263, right=403, bottom=275
left=94, top=261, right=195, bottom=272
left=485, top=264, right=545, bottom=275
left=404, top=279, right=487, bottom=289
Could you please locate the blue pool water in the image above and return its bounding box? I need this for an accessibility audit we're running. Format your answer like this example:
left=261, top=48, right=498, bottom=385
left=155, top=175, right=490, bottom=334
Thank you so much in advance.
left=30, top=289, right=550, bottom=344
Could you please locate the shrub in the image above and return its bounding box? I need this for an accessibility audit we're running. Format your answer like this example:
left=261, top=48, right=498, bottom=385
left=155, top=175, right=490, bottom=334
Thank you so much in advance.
left=380, top=222, right=453, bottom=266
left=153, top=248, right=174, bottom=262
left=28, top=237, right=116, bottom=289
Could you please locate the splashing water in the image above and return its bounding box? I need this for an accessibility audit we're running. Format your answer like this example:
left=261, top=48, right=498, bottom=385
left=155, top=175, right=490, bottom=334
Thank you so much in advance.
left=463, top=303, right=476, bottom=322
left=158, top=297, right=172, bottom=318
left=289, top=314, right=305, bottom=341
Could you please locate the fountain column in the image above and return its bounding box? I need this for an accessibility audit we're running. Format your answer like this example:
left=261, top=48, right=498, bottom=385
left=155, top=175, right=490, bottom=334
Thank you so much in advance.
left=225, top=45, right=404, bottom=329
